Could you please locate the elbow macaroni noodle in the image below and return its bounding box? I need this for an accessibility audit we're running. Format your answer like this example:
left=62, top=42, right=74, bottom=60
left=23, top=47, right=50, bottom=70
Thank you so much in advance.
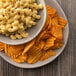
left=0, top=0, right=43, bottom=39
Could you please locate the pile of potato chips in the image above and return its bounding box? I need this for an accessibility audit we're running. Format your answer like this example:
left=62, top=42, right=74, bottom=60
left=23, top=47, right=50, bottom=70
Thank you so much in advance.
left=0, top=5, right=67, bottom=64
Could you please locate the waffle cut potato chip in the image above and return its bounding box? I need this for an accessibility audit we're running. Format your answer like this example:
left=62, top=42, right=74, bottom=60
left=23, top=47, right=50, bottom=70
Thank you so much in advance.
left=37, top=41, right=45, bottom=50
left=47, top=17, right=52, bottom=30
left=5, top=44, right=25, bottom=58
left=42, top=15, right=51, bottom=31
left=58, top=17, right=67, bottom=29
left=26, top=41, right=44, bottom=64
left=46, top=5, right=56, bottom=15
left=41, top=33, right=51, bottom=40
left=51, top=24, right=63, bottom=40
left=40, top=50, right=56, bottom=61
left=43, top=37, right=56, bottom=50
left=36, top=31, right=51, bottom=45
left=5, top=44, right=8, bottom=54
left=22, top=39, right=35, bottom=55
left=12, top=54, right=27, bottom=63
left=51, top=40, right=64, bottom=49
left=51, top=13, right=58, bottom=18
left=0, top=42, right=5, bottom=51
left=27, top=46, right=42, bottom=64
left=51, top=17, right=58, bottom=26
left=36, top=31, right=46, bottom=43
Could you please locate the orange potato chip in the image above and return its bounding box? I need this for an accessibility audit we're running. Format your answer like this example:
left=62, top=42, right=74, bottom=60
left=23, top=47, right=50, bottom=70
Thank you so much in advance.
left=36, top=31, right=47, bottom=43
left=46, top=5, right=56, bottom=15
left=51, top=25, right=63, bottom=40
left=6, top=44, right=25, bottom=58
left=43, top=37, right=56, bottom=50
left=5, top=44, right=8, bottom=53
left=51, top=13, right=58, bottom=18
left=42, top=15, right=51, bottom=31
left=36, top=31, right=51, bottom=43
left=9, top=44, right=25, bottom=51
left=22, top=39, right=35, bottom=55
left=40, top=50, right=56, bottom=61
left=58, top=17, right=67, bottom=29
left=12, top=54, right=27, bottom=63
left=51, top=17, right=58, bottom=26
left=41, top=33, right=51, bottom=40
left=0, top=42, right=5, bottom=51
left=47, top=17, right=52, bottom=30
left=27, top=52, right=41, bottom=64
left=37, top=41, right=45, bottom=50
left=27, top=46, right=42, bottom=64
left=51, top=40, right=64, bottom=49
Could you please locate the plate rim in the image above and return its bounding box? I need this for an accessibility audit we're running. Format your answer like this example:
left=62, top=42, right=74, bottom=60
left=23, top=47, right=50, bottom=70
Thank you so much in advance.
left=0, top=0, right=69, bottom=68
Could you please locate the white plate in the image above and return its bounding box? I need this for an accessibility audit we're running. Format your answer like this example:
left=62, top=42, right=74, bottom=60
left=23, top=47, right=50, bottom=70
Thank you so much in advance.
left=0, top=0, right=69, bottom=68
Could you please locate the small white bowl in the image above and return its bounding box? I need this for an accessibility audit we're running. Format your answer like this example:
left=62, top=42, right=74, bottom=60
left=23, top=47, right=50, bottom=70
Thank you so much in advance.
left=0, top=0, right=46, bottom=45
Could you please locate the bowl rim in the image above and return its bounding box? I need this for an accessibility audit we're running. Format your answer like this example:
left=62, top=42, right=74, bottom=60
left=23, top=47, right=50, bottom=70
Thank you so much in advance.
left=0, top=0, right=69, bottom=69
left=0, top=0, right=47, bottom=45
